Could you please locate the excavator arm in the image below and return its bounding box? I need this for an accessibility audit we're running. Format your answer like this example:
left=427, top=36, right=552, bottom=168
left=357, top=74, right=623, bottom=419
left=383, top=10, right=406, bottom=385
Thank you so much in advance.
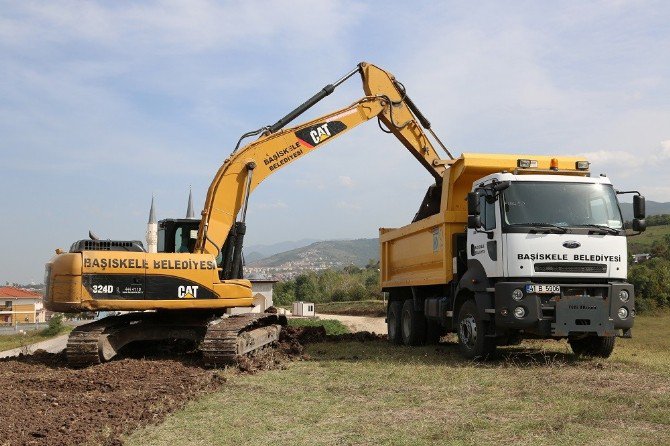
left=195, top=62, right=452, bottom=259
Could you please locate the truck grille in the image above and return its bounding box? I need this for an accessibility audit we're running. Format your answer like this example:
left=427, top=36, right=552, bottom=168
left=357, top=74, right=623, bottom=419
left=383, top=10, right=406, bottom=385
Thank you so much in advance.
left=534, top=262, right=607, bottom=274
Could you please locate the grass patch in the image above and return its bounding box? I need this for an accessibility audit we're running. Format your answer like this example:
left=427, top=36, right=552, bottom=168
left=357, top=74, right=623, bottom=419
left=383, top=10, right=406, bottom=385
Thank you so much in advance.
left=628, top=224, right=670, bottom=253
left=316, top=300, right=386, bottom=317
left=288, top=318, right=350, bottom=335
left=127, top=314, right=670, bottom=446
left=0, top=326, right=72, bottom=352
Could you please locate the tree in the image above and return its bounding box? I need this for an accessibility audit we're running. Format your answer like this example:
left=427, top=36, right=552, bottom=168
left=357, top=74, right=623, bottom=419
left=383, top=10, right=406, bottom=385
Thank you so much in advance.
left=273, top=280, right=296, bottom=306
left=629, top=258, right=670, bottom=311
left=295, top=273, right=320, bottom=302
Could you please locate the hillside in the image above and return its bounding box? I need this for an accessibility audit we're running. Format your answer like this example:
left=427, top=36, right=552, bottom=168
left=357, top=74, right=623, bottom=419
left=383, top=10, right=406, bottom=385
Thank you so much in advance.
left=244, top=238, right=319, bottom=259
left=628, top=224, right=670, bottom=254
left=621, top=200, right=670, bottom=221
left=247, top=238, right=379, bottom=270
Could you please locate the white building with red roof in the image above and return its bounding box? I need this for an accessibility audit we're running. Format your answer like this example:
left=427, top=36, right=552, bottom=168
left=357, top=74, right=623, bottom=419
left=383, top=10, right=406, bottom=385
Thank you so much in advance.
left=0, top=287, right=46, bottom=325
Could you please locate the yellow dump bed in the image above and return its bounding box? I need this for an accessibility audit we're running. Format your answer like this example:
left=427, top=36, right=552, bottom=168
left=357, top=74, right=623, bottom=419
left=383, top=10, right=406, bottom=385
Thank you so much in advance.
left=379, top=153, right=586, bottom=289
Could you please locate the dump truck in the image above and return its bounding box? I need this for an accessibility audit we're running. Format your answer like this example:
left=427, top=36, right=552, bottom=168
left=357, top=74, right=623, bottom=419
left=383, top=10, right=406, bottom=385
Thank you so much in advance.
left=381, top=153, right=646, bottom=358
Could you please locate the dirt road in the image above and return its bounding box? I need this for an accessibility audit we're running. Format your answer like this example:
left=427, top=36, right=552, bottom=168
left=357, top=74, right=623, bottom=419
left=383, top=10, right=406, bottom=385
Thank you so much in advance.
left=0, top=334, right=68, bottom=359
left=319, top=313, right=387, bottom=335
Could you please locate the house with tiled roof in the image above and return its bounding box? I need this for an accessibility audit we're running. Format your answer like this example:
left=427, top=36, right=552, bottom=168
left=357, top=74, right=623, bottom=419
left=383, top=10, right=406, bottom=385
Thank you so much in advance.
left=0, top=287, right=46, bottom=325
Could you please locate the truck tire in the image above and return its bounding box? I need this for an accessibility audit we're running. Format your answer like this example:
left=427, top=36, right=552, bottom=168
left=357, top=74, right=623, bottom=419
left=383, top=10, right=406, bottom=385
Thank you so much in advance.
left=401, top=300, right=426, bottom=346
left=387, top=301, right=403, bottom=345
left=569, top=335, right=616, bottom=358
left=457, top=300, right=496, bottom=359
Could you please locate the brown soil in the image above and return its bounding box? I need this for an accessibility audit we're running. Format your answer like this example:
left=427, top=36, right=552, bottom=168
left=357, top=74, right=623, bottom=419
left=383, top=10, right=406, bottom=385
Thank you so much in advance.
left=0, top=327, right=378, bottom=446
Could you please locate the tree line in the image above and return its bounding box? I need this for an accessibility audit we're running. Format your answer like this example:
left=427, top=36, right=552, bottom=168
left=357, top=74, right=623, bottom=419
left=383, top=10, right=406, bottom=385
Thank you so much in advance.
left=628, top=233, right=670, bottom=312
left=624, top=214, right=670, bottom=229
left=274, top=260, right=381, bottom=306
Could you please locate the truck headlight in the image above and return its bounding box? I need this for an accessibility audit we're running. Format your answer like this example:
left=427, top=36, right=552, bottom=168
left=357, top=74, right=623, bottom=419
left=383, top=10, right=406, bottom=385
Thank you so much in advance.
left=512, top=289, right=524, bottom=301
left=619, top=290, right=630, bottom=303
left=618, top=307, right=629, bottom=319
left=513, top=306, right=526, bottom=319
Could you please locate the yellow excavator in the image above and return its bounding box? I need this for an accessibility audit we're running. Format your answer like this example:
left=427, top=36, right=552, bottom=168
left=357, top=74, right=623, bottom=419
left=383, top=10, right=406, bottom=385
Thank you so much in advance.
left=44, top=62, right=450, bottom=367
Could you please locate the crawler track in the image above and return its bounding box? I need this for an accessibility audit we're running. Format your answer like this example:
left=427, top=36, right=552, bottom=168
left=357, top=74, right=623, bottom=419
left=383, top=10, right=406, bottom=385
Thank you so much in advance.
left=65, top=312, right=287, bottom=368
left=66, top=320, right=108, bottom=367
left=201, top=313, right=287, bottom=367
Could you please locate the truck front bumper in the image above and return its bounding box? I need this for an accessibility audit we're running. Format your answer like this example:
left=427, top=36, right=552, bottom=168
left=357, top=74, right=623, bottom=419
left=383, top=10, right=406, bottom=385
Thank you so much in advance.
left=493, top=281, right=634, bottom=337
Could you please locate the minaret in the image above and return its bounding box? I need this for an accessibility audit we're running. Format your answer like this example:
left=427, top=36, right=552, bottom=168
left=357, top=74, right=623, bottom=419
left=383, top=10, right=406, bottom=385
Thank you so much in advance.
left=186, top=187, right=195, bottom=219
left=146, top=196, right=158, bottom=253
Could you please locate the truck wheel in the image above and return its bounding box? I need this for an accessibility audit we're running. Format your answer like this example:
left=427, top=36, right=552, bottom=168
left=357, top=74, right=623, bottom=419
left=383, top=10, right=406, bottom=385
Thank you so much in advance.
left=569, top=335, right=616, bottom=358
left=401, top=300, right=426, bottom=346
left=457, top=300, right=496, bottom=359
left=387, top=301, right=403, bottom=345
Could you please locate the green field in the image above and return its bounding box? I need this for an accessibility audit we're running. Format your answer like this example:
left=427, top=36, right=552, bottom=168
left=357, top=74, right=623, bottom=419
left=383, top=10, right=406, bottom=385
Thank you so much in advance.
left=287, top=318, right=350, bottom=335
left=127, top=313, right=670, bottom=446
left=0, top=326, right=72, bottom=352
left=628, top=224, right=670, bottom=254
left=316, top=300, right=386, bottom=317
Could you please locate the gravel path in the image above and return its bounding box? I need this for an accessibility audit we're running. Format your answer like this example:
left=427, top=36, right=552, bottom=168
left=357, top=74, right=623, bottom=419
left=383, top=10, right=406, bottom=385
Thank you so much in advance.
left=0, top=334, right=68, bottom=359
left=318, top=313, right=387, bottom=335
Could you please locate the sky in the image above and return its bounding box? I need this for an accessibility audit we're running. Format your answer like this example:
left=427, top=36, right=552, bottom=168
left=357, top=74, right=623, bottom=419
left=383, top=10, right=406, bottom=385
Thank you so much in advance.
left=1, top=0, right=669, bottom=283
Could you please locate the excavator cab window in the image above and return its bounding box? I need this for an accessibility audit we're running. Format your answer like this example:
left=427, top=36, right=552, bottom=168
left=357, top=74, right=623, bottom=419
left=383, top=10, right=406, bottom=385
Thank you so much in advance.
left=157, top=219, right=201, bottom=253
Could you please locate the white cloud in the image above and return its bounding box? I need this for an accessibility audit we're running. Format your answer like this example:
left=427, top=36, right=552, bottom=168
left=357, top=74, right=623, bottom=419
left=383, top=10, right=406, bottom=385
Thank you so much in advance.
left=338, top=175, right=355, bottom=188
left=336, top=200, right=361, bottom=211
left=252, top=201, right=288, bottom=211
left=661, top=140, right=670, bottom=157
left=578, top=150, right=645, bottom=168
left=1, top=1, right=365, bottom=53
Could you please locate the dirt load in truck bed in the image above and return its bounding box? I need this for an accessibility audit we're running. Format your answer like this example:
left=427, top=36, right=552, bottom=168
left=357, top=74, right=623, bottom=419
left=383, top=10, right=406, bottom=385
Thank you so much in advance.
left=0, top=326, right=380, bottom=446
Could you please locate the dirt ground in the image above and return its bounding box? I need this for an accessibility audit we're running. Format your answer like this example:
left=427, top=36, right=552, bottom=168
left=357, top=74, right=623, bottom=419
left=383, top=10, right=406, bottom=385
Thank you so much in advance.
left=0, top=327, right=380, bottom=446
left=318, top=314, right=387, bottom=334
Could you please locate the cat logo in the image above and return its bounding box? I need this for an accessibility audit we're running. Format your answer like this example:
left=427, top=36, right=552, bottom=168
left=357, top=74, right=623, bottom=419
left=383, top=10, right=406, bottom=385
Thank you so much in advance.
left=295, top=121, right=347, bottom=148
left=177, top=285, right=199, bottom=299
left=309, top=123, right=332, bottom=145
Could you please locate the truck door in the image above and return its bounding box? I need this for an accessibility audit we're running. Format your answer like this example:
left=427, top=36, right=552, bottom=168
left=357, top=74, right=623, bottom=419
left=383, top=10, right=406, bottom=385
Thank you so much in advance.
left=468, top=188, right=503, bottom=278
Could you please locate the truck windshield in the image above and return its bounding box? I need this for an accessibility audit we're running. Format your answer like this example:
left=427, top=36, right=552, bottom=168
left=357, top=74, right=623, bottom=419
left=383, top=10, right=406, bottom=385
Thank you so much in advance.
left=502, top=182, right=623, bottom=230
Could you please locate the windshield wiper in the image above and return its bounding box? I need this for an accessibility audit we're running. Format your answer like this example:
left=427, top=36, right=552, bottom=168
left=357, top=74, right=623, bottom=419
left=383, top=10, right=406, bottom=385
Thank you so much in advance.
left=513, top=222, right=568, bottom=233
left=572, top=224, right=620, bottom=235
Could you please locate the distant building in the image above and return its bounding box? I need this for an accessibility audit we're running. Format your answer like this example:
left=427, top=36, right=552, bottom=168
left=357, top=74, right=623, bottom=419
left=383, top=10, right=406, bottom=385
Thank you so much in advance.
left=0, top=287, right=46, bottom=325
left=226, top=275, right=277, bottom=315
left=292, top=301, right=315, bottom=317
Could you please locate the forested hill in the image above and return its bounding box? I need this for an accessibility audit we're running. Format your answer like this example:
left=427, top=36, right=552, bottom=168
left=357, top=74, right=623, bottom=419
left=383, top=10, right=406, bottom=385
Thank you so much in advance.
left=621, top=201, right=670, bottom=221
left=248, top=238, right=379, bottom=268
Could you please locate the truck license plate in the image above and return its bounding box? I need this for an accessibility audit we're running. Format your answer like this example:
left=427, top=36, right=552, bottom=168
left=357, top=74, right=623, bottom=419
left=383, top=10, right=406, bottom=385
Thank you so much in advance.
left=525, top=284, right=560, bottom=294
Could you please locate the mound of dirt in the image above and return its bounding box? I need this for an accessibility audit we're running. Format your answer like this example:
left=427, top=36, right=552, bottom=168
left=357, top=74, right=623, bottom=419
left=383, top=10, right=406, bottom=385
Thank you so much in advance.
left=0, top=326, right=382, bottom=445
left=0, top=351, right=223, bottom=446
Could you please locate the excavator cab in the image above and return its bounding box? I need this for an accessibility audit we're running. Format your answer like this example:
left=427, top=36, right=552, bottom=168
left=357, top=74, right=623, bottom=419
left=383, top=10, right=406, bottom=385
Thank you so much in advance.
left=157, top=219, right=200, bottom=253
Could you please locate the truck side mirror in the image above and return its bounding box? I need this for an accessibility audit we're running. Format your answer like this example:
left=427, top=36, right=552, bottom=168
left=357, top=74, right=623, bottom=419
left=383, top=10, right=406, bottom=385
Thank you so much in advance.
left=633, top=195, right=645, bottom=219
left=467, top=191, right=480, bottom=216
left=492, top=181, right=511, bottom=192
left=632, top=218, right=646, bottom=232
left=468, top=215, right=482, bottom=229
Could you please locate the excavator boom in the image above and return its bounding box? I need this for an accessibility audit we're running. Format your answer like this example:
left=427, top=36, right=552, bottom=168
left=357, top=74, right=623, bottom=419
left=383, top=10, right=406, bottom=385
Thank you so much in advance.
left=196, top=62, right=449, bottom=256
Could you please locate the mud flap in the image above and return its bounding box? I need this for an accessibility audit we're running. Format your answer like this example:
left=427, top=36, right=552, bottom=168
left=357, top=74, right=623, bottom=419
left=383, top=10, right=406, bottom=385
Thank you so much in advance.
left=552, top=296, right=616, bottom=337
